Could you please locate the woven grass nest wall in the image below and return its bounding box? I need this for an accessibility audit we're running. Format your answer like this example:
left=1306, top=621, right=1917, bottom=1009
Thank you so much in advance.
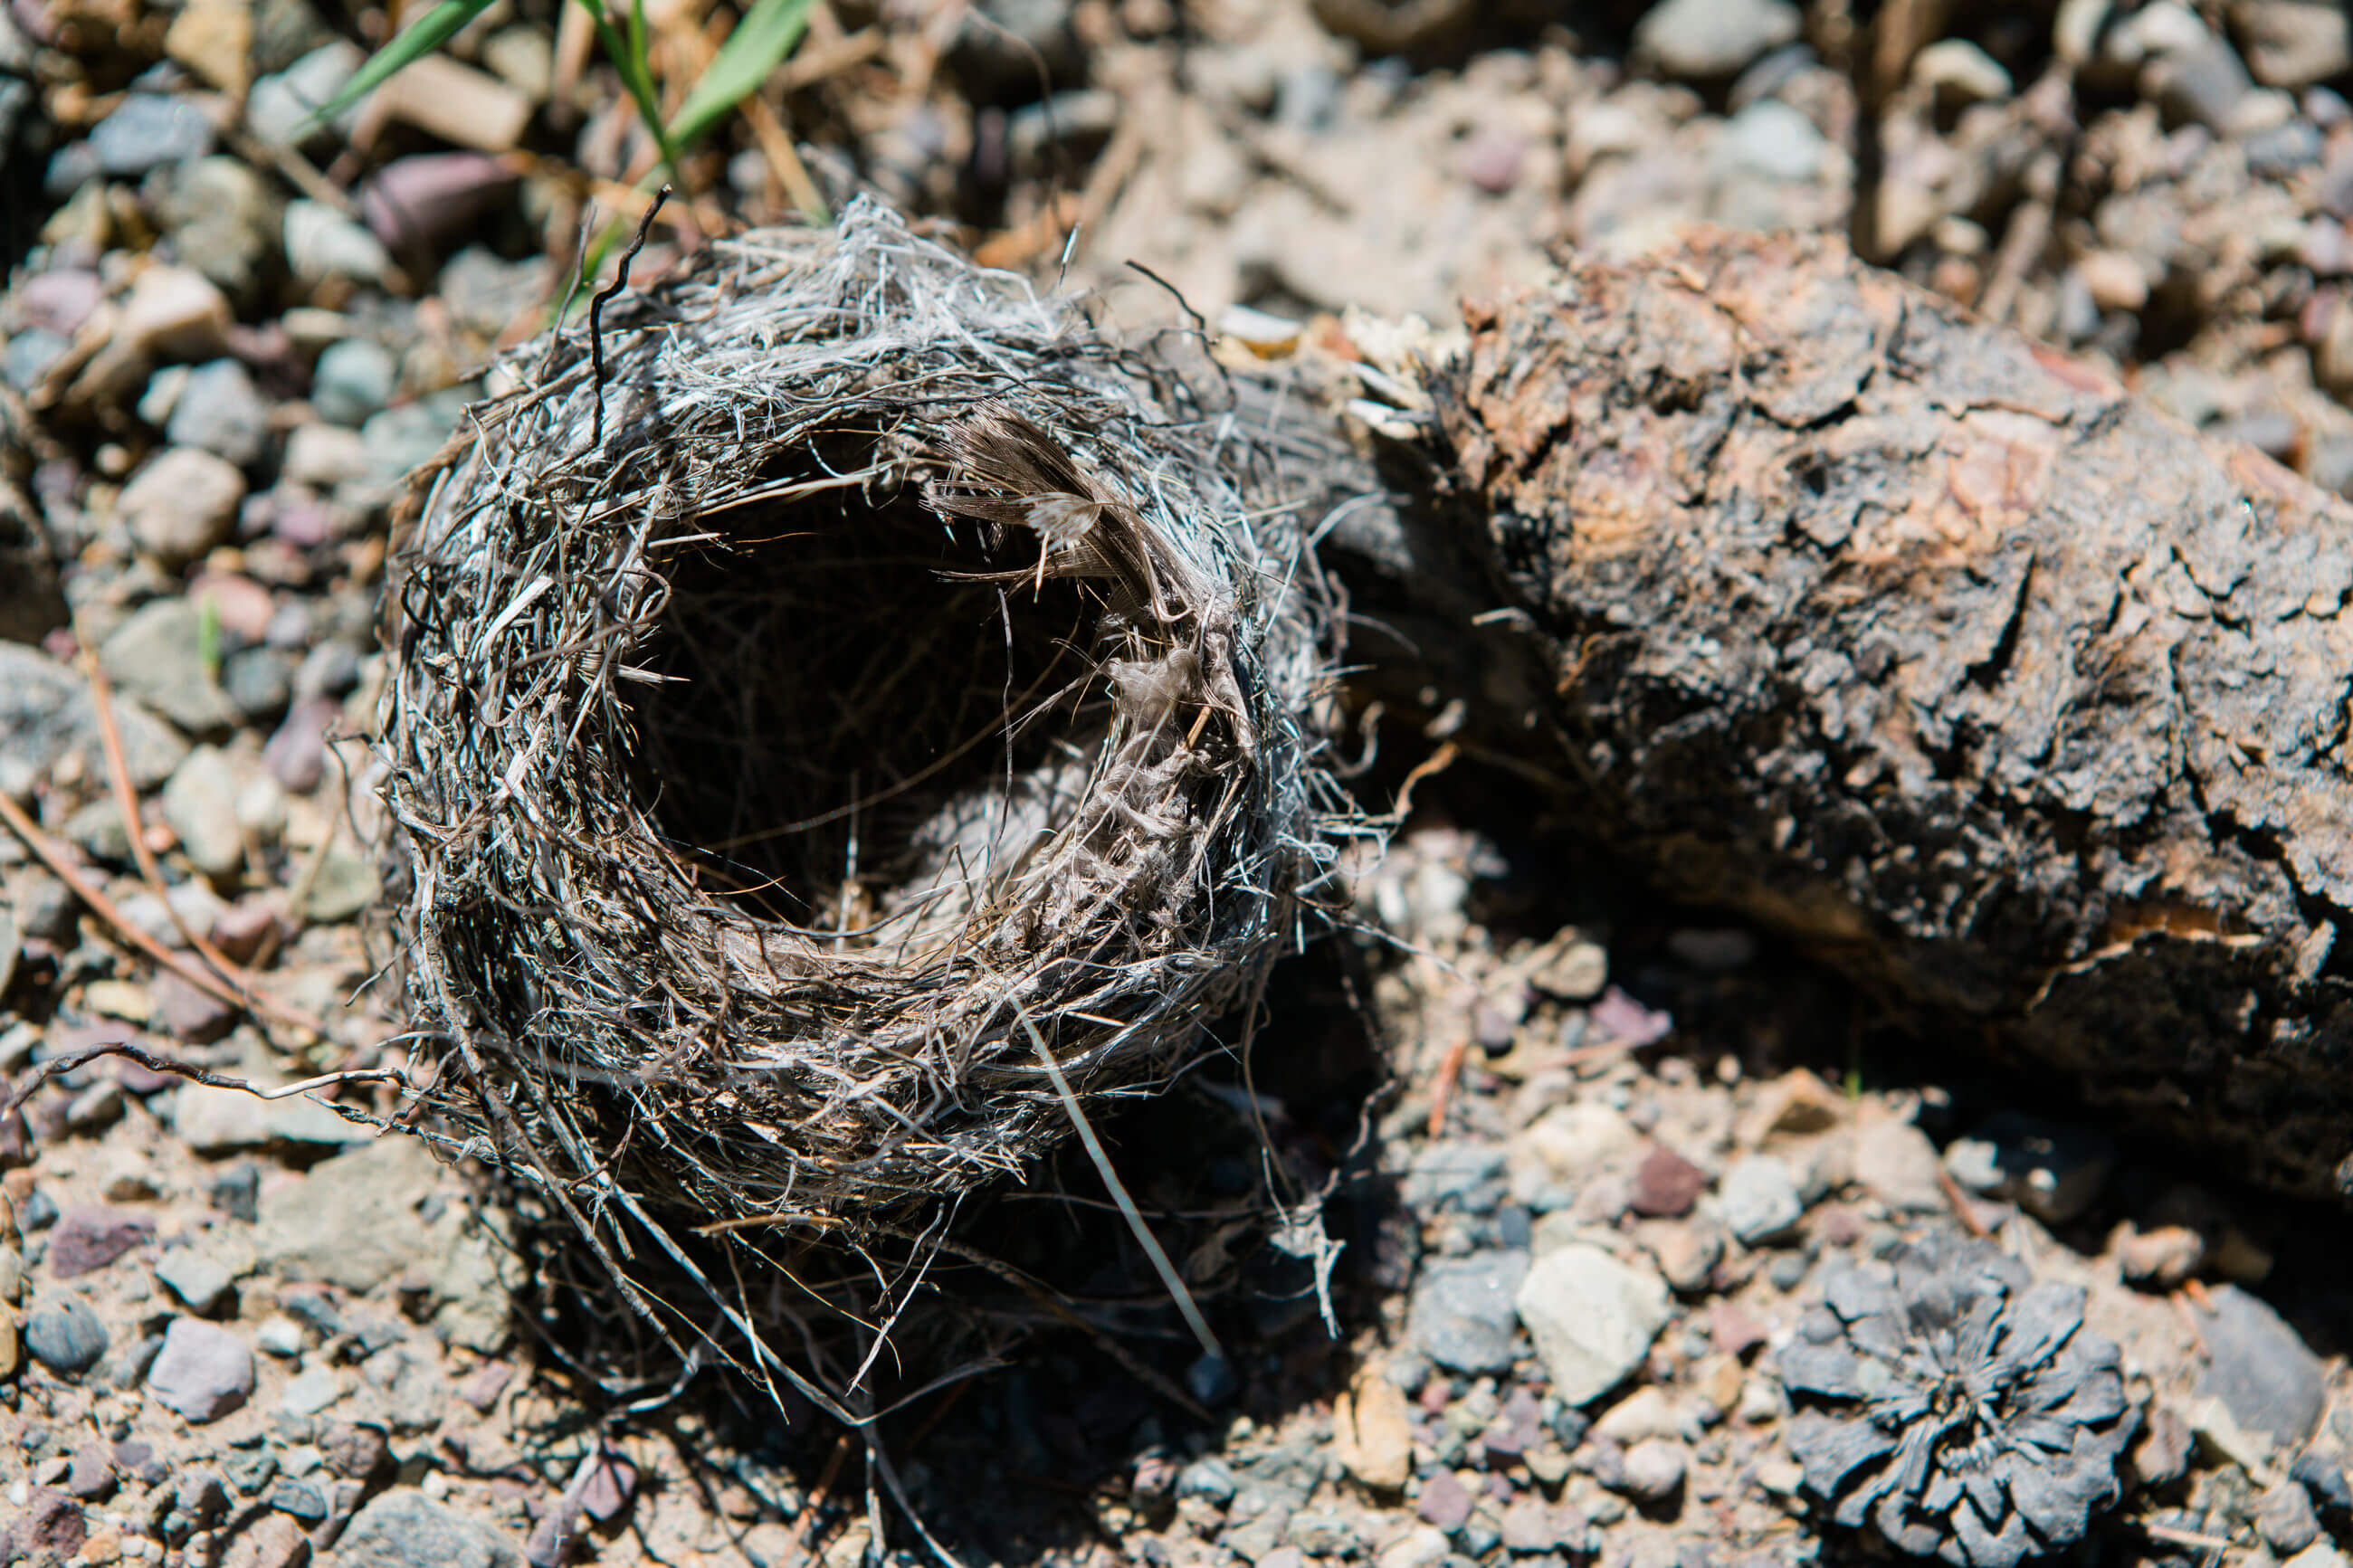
left=377, top=198, right=1350, bottom=1391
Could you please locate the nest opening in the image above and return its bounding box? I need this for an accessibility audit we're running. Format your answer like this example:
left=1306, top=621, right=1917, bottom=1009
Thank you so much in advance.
left=632, top=438, right=1107, bottom=938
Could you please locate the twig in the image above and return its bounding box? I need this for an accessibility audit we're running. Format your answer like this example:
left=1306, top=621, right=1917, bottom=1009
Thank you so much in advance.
left=82, top=651, right=275, bottom=1009
left=1388, top=740, right=1459, bottom=822
left=3, top=1038, right=406, bottom=1123
left=591, top=185, right=671, bottom=450
left=741, top=91, right=830, bottom=225
left=0, top=789, right=331, bottom=1041
left=2139, top=1523, right=2240, bottom=1552
left=1936, top=1162, right=1994, bottom=1240
left=790, top=1431, right=855, bottom=1568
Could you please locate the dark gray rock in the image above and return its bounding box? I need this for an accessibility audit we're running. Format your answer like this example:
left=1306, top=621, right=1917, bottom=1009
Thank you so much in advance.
left=24, top=1296, right=108, bottom=1373
left=2196, top=1285, right=2325, bottom=1446
left=1408, top=1250, right=1531, bottom=1372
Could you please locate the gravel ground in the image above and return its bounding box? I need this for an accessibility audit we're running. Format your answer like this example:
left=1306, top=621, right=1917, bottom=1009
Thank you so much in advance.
left=8, top=1, right=2353, bottom=1565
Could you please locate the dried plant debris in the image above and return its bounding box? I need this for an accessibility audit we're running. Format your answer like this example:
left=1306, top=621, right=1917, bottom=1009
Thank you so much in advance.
left=1779, top=1232, right=2138, bottom=1568
left=375, top=197, right=1359, bottom=1403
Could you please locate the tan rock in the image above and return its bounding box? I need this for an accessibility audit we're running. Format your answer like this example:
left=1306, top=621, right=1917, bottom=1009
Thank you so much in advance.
left=1336, top=1366, right=1414, bottom=1490
left=117, top=265, right=233, bottom=361
left=366, top=54, right=532, bottom=153
left=166, top=0, right=254, bottom=97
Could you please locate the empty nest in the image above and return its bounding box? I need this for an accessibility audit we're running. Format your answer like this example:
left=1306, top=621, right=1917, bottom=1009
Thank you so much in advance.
left=376, top=199, right=1350, bottom=1390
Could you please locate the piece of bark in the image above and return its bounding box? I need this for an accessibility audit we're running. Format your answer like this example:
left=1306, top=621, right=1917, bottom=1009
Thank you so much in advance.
left=1427, top=228, right=2353, bottom=1200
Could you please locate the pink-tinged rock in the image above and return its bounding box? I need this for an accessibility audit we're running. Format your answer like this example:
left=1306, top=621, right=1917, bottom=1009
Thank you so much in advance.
left=21, top=270, right=103, bottom=336
left=362, top=152, right=518, bottom=251
left=1460, top=128, right=1527, bottom=195
left=189, top=571, right=277, bottom=644
left=48, top=1206, right=157, bottom=1277
left=152, top=970, right=237, bottom=1042
left=148, top=1316, right=255, bottom=1421
left=1628, top=1143, right=1709, bottom=1218
left=1415, top=1468, right=1472, bottom=1530
left=262, top=696, right=338, bottom=791
left=1588, top=985, right=1672, bottom=1048
left=209, top=898, right=287, bottom=964
left=578, top=1446, right=636, bottom=1522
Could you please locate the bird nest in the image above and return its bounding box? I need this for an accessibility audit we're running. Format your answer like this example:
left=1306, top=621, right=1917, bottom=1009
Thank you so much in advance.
left=376, top=200, right=1349, bottom=1392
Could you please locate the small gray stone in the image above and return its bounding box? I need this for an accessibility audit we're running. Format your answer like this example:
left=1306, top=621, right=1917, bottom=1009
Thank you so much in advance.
left=1722, top=100, right=1825, bottom=183
left=1408, top=1250, right=1531, bottom=1372
left=257, top=1135, right=439, bottom=1291
left=161, top=745, right=245, bottom=881
left=148, top=1317, right=255, bottom=1421
left=171, top=1081, right=369, bottom=1152
left=0, top=641, right=187, bottom=791
left=434, top=246, right=552, bottom=337
left=2198, top=1284, right=2326, bottom=1446
left=2260, top=1478, right=2323, bottom=1556
left=4, top=328, right=69, bottom=393
left=285, top=199, right=393, bottom=285
left=152, top=157, right=281, bottom=302
left=358, top=392, right=472, bottom=485
left=24, top=1296, right=110, bottom=1373
left=331, top=1495, right=524, bottom=1561
left=222, top=645, right=298, bottom=719
left=1717, top=1155, right=1804, bottom=1242
left=1515, top=1245, right=1672, bottom=1406
left=100, top=599, right=241, bottom=735
left=310, top=337, right=396, bottom=427
left=155, top=1249, right=236, bottom=1316
left=1634, top=0, right=1801, bottom=80
left=246, top=41, right=362, bottom=147
left=119, top=447, right=246, bottom=566
left=91, top=93, right=215, bottom=176
left=2236, top=0, right=2351, bottom=88
left=1404, top=1142, right=1510, bottom=1213
left=167, top=359, right=270, bottom=466
left=2146, top=31, right=2253, bottom=131
left=1177, top=1456, right=1236, bottom=1504
left=1619, top=1439, right=1688, bottom=1502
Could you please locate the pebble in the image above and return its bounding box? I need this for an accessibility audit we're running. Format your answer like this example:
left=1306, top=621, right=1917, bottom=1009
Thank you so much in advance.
left=1340, top=1371, right=1415, bottom=1490
left=262, top=696, right=337, bottom=790
left=20, top=269, right=103, bottom=336
left=117, top=266, right=234, bottom=363
left=24, top=1295, right=110, bottom=1373
left=1721, top=100, right=1825, bottom=183
left=245, top=41, right=363, bottom=147
left=281, top=422, right=374, bottom=488
left=1913, top=38, right=2012, bottom=105
left=362, top=152, right=519, bottom=252
left=166, top=359, right=270, bottom=466
left=171, top=1080, right=364, bottom=1151
left=161, top=745, right=245, bottom=881
left=153, top=157, right=280, bottom=303
left=119, top=447, right=246, bottom=566
left=2238, top=0, right=2351, bottom=88
left=324, top=1490, right=526, bottom=1568
left=310, top=337, right=396, bottom=426
left=2196, top=1283, right=2326, bottom=1445
left=4, top=328, right=68, bottom=393
left=2262, top=1478, right=2324, bottom=1555
left=2116, top=1221, right=2205, bottom=1288
left=49, top=1206, right=157, bottom=1278
left=2146, top=31, right=2253, bottom=131
left=2287, top=1547, right=2353, bottom=1568
left=155, top=1247, right=236, bottom=1316
left=1514, top=1245, right=1672, bottom=1406
left=1716, top=1155, right=1804, bottom=1242
left=100, top=599, right=242, bottom=734
left=1628, top=1145, right=1709, bottom=1218
left=1377, top=1525, right=1451, bottom=1568
left=222, top=645, right=298, bottom=718
left=1619, top=1439, right=1688, bottom=1503
left=285, top=199, right=395, bottom=286
left=1404, top=1141, right=1510, bottom=1212
left=1415, top=1468, right=1472, bottom=1530
left=165, top=0, right=252, bottom=94
left=1634, top=0, right=1801, bottom=80
left=1850, top=1115, right=1945, bottom=1211
left=90, top=93, right=217, bottom=176
left=148, top=1317, right=255, bottom=1421
left=1407, top=1250, right=1531, bottom=1372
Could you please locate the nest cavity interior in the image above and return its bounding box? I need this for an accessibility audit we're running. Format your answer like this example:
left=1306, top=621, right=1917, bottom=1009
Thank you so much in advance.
left=379, top=199, right=1339, bottom=1235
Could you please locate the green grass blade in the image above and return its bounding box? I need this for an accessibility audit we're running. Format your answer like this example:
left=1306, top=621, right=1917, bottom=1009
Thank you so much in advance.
left=572, top=0, right=678, bottom=170
left=665, top=0, right=813, bottom=154
left=308, top=0, right=500, bottom=127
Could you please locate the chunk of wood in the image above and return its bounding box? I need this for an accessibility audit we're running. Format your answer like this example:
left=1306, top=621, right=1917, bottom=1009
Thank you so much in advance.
left=1427, top=228, right=2353, bottom=1199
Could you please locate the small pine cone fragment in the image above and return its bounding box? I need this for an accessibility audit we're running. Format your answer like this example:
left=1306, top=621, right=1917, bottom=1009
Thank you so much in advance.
left=1778, top=1232, right=2137, bottom=1568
